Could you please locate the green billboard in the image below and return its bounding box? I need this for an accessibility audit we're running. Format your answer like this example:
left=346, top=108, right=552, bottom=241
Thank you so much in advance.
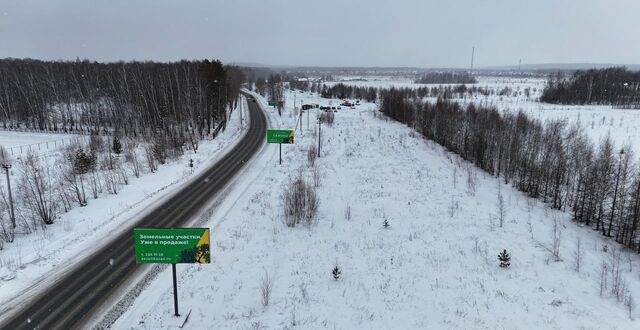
left=267, top=129, right=294, bottom=144
left=134, top=228, right=210, bottom=264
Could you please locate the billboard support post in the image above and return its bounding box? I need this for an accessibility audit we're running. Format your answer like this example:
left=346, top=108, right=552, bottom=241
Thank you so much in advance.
left=279, top=143, right=282, bottom=165
left=172, top=263, right=179, bottom=317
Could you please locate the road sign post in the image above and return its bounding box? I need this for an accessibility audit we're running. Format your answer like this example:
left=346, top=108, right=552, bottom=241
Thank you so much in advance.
left=134, top=228, right=210, bottom=318
left=267, top=130, right=294, bottom=165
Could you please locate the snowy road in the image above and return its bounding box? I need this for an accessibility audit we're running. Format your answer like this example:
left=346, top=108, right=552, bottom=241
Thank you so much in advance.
left=0, top=94, right=268, bottom=330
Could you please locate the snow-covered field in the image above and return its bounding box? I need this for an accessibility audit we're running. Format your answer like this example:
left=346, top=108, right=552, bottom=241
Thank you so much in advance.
left=0, top=131, right=88, bottom=156
left=0, top=101, right=248, bottom=312
left=326, top=76, right=547, bottom=94
left=325, top=76, right=418, bottom=89
left=111, top=90, right=639, bottom=329
left=512, top=106, right=640, bottom=152
left=456, top=84, right=640, bottom=155
left=325, top=75, right=640, bottom=154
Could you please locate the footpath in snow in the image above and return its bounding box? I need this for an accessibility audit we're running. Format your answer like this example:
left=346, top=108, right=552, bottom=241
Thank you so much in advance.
left=112, top=90, right=639, bottom=329
left=0, top=99, right=249, bottom=314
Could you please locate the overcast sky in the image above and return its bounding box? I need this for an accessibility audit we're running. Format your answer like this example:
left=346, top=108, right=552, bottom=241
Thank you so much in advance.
left=1, top=0, right=639, bottom=68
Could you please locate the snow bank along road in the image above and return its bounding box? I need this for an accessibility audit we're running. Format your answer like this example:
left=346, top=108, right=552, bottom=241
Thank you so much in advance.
left=0, top=93, right=267, bottom=330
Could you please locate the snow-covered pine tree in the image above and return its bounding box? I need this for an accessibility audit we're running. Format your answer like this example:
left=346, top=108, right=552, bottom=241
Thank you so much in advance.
left=498, top=249, right=511, bottom=268
left=332, top=265, right=341, bottom=280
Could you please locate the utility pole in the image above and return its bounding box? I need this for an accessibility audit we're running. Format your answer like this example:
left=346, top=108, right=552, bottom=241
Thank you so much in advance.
left=317, top=116, right=321, bottom=158
left=518, top=58, right=522, bottom=72
left=216, top=80, right=221, bottom=129
left=299, top=107, right=303, bottom=133
left=210, top=79, right=220, bottom=135
left=470, top=46, right=475, bottom=74
left=307, top=109, right=310, bottom=131
left=2, top=164, right=15, bottom=229
left=224, top=83, right=228, bottom=121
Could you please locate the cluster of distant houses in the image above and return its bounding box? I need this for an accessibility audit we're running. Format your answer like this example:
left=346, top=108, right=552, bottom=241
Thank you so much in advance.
left=301, top=100, right=360, bottom=112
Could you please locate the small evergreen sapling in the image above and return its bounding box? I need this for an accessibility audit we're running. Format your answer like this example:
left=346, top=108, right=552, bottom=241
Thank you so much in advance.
left=112, top=136, right=123, bottom=155
left=382, top=218, right=390, bottom=229
left=498, top=249, right=511, bottom=268
left=332, top=265, right=341, bottom=280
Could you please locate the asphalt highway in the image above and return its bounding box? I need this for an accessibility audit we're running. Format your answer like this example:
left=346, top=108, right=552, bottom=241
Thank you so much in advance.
left=0, top=93, right=267, bottom=330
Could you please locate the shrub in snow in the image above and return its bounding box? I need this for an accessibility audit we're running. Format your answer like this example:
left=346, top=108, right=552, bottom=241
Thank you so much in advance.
left=332, top=265, right=341, bottom=280
left=89, top=134, right=104, bottom=153
left=0, top=145, right=10, bottom=166
left=152, top=138, right=167, bottom=165
left=551, top=217, right=562, bottom=261
left=312, top=165, right=321, bottom=187
left=498, top=249, right=511, bottom=268
left=66, top=147, right=97, bottom=207
left=573, top=238, right=583, bottom=272
left=144, top=145, right=158, bottom=173
left=282, top=173, right=319, bottom=227
left=307, top=145, right=317, bottom=166
left=625, top=294, right=635, bottom=320
left=382, top=218, right=390, bottom=229
left=125, top=142, right=143, bottom=178
left=20, top=153, right=58, bottom=226
left=321, top=111, right=335, bottom=126
left=260, top=271, right=273, bottom=307
left=497, top=184, right=506, bottom=228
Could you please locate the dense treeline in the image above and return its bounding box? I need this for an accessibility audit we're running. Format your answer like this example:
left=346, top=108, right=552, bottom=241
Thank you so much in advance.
left=371, top=84, right=494, bottom=100
left=380, top=88, right=640, bottom=252
left=287, top=80, right=497, bottom=102
left=319, top=84, right=377, bottom=102
left=0, top=58, right=246, bottom=246
left=253, top=73, right=285, bottom=114
left=415, top=72, right=477, bottom=84
left=541, top=67, right=640, bottom=106
left=240, top=66, right=277, bottom=86
left=0, top=58, right=245, bottom=139
left=287, top=81, right=377, bottom=101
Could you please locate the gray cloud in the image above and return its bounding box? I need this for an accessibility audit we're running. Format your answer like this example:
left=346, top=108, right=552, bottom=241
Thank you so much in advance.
left=1, top=0, right=639, bottom=67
